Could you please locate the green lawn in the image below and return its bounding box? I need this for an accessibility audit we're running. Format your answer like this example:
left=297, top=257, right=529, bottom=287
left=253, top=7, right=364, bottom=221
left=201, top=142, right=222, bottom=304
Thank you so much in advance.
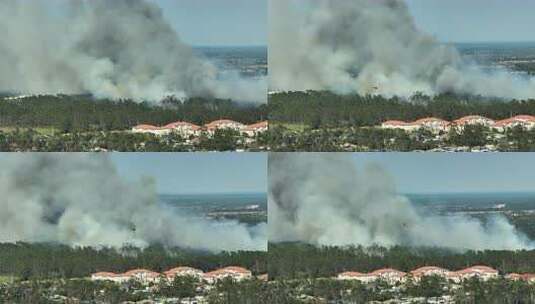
left=0, top=275, right=16, bottom=283
left=272, top=122, right=309, bottom=132
left=0, top=127, right=59, bottom=135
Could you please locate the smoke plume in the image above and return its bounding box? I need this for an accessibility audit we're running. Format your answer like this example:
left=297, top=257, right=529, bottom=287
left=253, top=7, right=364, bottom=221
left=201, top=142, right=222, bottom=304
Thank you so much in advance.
left=0, top=154, right=266, bottom=252
left=0, top=0, right=265, bottom=103
left=269, top=0, right=535, bottom=99
left=269, top=153, right=532, bottom=250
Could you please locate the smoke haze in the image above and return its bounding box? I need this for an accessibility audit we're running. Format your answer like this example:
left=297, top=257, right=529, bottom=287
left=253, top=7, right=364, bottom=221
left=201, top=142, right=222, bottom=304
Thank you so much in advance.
left=269, top=153, right=533, bottom=250
left=0, top=0, right=265, bottom=103
left=0, top=154, right=266, bottom=252
left=269, top=0, right=535, bottom=99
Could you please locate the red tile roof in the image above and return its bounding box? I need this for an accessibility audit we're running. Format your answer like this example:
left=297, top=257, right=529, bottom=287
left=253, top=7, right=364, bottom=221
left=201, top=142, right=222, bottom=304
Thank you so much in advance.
left=505, top=273, right=524, bottom=280
left=92, top=272, right=118, bottom=277
left=258, top=274, right=268, bottom=281
left=244, top=121, right=268, bottom=130
left=457, top=265, right=498, bottom=274
left=205, top=266, right=252, bottom=277
left=164, top=266, right=203, bottom=276
left=124, top=269, right=161, bottom=278
left=133, top=124, right=161, bottom=130
left=383, top=120, right=410, bottom=126
left=338, top=271, right=368, bottom=277
left=523, top=274, right=535, bottom=280
left=513, top=115, right=535, bottom=121
left=205, top=119, right=243, bottom=129
left=494, top=115, right=535, bottom=127
left=380, top=115, right=535, bottom=128
left=446, top=271, right=461, bottom=278
left=163, top=121, right=201, bottom=130
left=493, top=118, right=515, bottom=127
left=410, top=266, right=449, bottom=276
left=370, top=268, right=406, bottom=276
left=453, top=115, right=494, bottom=125
left=413, top=117, right=450, bottom=125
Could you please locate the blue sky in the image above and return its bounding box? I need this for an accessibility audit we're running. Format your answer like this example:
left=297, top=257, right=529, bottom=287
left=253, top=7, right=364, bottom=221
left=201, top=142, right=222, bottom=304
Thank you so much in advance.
left=406, top=0, right=535, bottom=43
left=151, top=0, right=266, bottom=46
left=352, top=153, right=535, bottom=194
left=112, top=153, right=266, bottom=194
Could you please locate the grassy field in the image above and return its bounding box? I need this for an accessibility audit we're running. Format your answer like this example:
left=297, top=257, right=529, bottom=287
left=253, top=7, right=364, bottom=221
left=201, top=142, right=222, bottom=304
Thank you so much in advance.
left=272, top=122, right=309, bottom=132
left=0, top=275, right=16, bottom=283
left=0, top=127, right=58, bottom=135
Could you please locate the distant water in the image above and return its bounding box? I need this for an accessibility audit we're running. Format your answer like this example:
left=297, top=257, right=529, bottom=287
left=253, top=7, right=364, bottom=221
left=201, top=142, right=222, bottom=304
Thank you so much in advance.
left=406, top=192, right=535, bottom=211
left=193, top=46, right=267, bottom=58
left=191, top=46, right=267, bottom=78
left=453, top=42, right=535, bottom=68
left=454, top=41, right=535, bottom=51
left=159, top=192, right=267, bottom=213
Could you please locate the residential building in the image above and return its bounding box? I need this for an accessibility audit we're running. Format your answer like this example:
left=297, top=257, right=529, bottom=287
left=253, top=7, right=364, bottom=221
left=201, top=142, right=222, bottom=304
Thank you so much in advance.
left=453, top=115, right=495, bottom=129
left=164, top=266, right=204, bottom=280
left=493, top=115, right=535, bottom=131
left=410, top=266, right=451, bottom=281
left=381, top=120, right=420, bottom=132
left=257, top=274, right=269, bottom=281
left=204, top=266, right=252, bottom=283
left=505, top=273, right=525, bottom=281
left=448, top=266, right=498, bottom=282
left=123, top=269, right=162, bottom=283
left=91, top=272, right=119, bottom=282
left=381, top=118, right=450, bottom=133
left=370, top=268, right=407, bottom=284
left=243, top=121, right=268, bottom=137
left=163, top=121, right=202, bottom=137
left=204, top=119, right=246, bottom=135
left=131, top=124, right=171, bottom=136
left=413, top=117, right=451, bottom=133
left=337, top=271, right=377, bottom=283
left=523, top=274, right=535, bottom=283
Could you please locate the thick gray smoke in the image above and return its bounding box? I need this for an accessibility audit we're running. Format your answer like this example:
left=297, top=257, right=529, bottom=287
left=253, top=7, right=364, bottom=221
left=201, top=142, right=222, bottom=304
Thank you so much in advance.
left=0, top=0, right=265, bottom=103
left=269, top=153, right=532, bottom=250
left=0, top=154, right=266, bottom=252
left=269, top=0, right=535, bottom=99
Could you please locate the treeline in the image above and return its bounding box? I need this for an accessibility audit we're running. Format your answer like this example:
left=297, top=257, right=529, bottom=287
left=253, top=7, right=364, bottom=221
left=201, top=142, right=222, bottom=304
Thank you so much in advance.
left=267, top=126, right=436, bottom=152
left=0, top=95, right=267, bottom=132
left=0, top=243, right=267, bottom=280
left=268, top=242, right=535, bottom=280
left=0, top=128, right=269, bottom=152
left=269, top=91, right=535, bottom=127
left=0, top=277, right=270, bottom=303
left=268, top=122, right=535, bottom=151
left=265, top=276, right=535, bottom=303
left=1, top=279, right=270, bottom=304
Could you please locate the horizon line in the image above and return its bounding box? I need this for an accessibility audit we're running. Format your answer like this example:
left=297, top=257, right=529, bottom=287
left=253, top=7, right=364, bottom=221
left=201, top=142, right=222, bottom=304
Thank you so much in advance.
left=192, top=44, right=267, bottom=48
left=402, top=190, right=535, bottom=195
left=445, top=40, right=535, bottom=45
left=158, top=191, right=267, bottom=196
